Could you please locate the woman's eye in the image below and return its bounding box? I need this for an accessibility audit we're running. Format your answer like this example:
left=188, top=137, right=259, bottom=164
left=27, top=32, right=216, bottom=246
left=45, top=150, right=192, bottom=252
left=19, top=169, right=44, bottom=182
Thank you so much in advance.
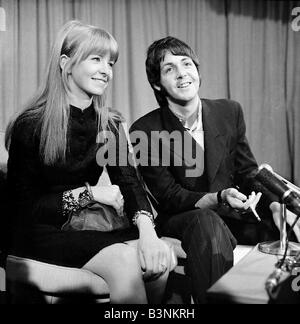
left=92, top=56, right=101, bottom=61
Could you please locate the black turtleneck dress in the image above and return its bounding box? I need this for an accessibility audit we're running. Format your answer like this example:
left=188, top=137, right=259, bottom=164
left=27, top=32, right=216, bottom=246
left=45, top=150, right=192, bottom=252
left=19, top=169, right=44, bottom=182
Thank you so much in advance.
left=7, top=105, right=153, bottom=267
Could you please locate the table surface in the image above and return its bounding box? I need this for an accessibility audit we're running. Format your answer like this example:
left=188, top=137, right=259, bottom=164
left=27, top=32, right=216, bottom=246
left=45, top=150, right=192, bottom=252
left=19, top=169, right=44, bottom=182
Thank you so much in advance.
left=207, top=244, right=290, bottom=304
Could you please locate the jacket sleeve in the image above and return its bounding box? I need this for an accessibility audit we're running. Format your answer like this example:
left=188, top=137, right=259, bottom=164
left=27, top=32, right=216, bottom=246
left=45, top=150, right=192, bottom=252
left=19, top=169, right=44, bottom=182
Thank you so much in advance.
left=137, top=165, right=204, bottom=215
left=7, top=120, right=66, bottom=228
left=129, top=124, right=203, bottom=215
left=105, top=123, right=154, bottom=220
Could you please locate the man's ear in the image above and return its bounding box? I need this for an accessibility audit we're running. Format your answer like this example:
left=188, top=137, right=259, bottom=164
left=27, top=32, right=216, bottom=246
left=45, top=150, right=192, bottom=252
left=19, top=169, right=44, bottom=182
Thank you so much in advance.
left=153, top=84, right=161, bottom=91
left=60, top=54, right=70, bottom=71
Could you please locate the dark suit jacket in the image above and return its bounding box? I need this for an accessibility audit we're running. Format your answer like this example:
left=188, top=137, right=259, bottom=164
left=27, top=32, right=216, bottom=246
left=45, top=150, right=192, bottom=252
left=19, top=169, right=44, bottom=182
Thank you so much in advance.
left=130, top=98, right=274, bottom=222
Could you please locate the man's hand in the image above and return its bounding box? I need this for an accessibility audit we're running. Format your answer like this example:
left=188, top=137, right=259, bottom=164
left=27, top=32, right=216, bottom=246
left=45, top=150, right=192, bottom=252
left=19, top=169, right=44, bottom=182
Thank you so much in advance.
left=270, top=201, right=300, bottom=242
left=195, top=189, right=261, bottom=214
left=223, top=188, right=262, bottom=211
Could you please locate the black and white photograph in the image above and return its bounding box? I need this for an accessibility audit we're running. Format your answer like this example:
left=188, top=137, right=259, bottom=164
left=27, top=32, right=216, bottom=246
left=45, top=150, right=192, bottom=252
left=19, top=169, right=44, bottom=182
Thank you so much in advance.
left=0, top=0, right=300, bottom=309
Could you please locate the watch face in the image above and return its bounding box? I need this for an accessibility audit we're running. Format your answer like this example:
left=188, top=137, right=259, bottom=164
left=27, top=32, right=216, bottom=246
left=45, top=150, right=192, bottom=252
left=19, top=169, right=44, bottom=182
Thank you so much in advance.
left=79, top=197, right=90, bottom=208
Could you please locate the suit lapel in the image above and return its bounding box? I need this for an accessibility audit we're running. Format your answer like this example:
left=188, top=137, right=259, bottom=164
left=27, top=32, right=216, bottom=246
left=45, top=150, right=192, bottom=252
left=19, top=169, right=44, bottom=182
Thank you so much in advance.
left=202, top=100, right=227, bottom=187
left=161, top=106, right=204, bottom=175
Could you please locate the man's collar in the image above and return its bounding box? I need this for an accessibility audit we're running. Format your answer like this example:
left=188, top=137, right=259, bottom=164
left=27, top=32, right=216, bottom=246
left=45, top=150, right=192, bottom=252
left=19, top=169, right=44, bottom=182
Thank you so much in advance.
left=171, top=99, right=203, bottom=131
left=189, top=100, right=203, bottom=132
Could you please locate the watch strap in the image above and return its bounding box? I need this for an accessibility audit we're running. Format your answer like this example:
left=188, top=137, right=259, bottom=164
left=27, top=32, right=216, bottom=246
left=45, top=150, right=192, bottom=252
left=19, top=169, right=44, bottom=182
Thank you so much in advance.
left=217, top=190, right=224, bottom=205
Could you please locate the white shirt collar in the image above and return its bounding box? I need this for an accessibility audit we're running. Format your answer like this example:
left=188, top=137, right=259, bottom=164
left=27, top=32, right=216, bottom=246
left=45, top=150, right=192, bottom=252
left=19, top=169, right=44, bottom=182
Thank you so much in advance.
left=189, top=99, right=203, bottom=132
left=174, top=99, right=203, bottom=132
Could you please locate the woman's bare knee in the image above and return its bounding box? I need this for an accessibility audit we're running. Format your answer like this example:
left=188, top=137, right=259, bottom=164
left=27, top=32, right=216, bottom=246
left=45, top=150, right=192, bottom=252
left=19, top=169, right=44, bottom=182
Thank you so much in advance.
left=83, top=243, right=139, bottom=275
left=83, top=243, right=146, bottom=303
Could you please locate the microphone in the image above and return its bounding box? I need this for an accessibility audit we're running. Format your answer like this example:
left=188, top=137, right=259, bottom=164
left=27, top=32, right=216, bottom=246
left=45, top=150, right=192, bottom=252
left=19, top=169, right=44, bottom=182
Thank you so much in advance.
left=255, top=164, right=300, bottom=216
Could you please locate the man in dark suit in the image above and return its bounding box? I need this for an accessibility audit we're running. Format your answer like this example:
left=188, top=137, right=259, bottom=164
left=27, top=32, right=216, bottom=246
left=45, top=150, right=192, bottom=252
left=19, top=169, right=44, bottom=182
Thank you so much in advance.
left=130, top=36, right=299, bottom=303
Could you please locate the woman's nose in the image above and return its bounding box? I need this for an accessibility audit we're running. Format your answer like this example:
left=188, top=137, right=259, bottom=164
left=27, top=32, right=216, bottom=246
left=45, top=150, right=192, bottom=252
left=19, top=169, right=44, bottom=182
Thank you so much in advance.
left=100, top=61, right=111, bottom=77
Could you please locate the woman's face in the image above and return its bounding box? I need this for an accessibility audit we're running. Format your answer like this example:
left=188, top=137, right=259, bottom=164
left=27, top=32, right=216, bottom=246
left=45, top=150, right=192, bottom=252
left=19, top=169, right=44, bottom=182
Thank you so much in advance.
left=68, top=53, right=114, bottom=100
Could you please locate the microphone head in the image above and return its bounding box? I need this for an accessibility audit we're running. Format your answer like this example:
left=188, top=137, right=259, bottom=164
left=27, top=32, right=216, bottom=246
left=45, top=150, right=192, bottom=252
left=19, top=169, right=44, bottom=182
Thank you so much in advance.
left=255, top=166, right=288, bottom=199
left=256, top=165, right=300, bottom=215
left=258, top=163, right=273, bottom=172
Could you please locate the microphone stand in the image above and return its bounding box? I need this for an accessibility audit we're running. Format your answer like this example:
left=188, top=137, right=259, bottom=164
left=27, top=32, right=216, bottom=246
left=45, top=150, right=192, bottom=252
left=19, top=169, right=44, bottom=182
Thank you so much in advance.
left=257, top=166, right=300, bottom=256
left=255, top=165, right=300, bottom=298
left=258, top=202, right=300, bottom=256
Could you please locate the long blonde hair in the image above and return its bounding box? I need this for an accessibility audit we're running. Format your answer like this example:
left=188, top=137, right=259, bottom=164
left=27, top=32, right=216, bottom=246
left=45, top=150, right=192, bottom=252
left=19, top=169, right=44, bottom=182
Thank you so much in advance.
left=5, top=20, right=121, bottom=165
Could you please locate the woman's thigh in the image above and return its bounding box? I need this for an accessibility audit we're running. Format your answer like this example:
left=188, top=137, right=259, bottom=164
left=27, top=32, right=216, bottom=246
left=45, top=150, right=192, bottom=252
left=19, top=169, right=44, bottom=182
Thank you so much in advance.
left=82, top=242, right=141, bottom=278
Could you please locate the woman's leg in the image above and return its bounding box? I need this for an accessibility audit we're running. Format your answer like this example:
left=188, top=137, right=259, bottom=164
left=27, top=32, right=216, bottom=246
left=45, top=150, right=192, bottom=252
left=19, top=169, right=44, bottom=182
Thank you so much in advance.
left=126, top=239, right=170, bottom=304
left=82, top=243, right=147, bottom=304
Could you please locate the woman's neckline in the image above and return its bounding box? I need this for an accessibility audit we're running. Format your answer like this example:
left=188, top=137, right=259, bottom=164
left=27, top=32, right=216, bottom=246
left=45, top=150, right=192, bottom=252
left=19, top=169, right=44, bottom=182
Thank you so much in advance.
left=68, top=96, right=93, bottom=111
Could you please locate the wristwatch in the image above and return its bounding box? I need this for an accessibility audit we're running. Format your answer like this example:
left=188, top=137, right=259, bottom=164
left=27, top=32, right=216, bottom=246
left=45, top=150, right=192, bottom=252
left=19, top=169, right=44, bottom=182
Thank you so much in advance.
left=217, top=190, right=224, bottom=205
left=78, top=189, right=92, bottom=208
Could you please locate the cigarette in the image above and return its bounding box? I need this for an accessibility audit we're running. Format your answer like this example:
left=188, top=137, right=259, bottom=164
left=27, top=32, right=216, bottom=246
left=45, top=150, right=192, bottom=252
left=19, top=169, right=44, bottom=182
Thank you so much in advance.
left=250, top=204, right=261, bottom=222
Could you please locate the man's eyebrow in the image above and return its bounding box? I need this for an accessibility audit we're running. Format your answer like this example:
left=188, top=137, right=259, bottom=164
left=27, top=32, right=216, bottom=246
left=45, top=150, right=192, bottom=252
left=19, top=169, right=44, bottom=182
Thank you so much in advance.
left=161, top=62, right=174, bottom=68
left=181, top=57, right=192, bottom=62
left=161, top=57, right=192, bottom=68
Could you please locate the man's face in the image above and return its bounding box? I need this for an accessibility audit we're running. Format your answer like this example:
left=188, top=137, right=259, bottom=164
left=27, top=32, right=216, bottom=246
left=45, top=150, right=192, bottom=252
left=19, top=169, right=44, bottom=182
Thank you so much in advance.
left=156, top=52, right=200, bottom=105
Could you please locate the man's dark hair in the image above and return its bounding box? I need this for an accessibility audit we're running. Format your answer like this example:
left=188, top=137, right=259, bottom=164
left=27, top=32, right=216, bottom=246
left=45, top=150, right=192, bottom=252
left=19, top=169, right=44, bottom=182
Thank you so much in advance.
left=145, top=36, right=200, bottom=107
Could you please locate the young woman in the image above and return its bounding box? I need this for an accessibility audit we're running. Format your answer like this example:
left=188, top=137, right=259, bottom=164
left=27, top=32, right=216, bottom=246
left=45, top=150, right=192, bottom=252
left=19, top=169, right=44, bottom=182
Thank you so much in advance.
left=5, top=20, right=175, bottom=304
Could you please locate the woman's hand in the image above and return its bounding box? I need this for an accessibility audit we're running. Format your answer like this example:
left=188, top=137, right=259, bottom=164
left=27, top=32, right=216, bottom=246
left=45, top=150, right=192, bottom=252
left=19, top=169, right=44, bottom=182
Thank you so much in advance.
left=91, top=184, right=124, bottom=216
left=270, top=201, right=300, bottom=242
left=138, top=233, right=177, bottom=281
left=136, top=214, right=177, bottom=281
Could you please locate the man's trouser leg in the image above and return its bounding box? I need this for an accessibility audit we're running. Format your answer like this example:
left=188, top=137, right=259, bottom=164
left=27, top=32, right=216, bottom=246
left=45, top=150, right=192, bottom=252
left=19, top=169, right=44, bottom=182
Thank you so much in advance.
left=160, top=208, right=236, bottom=303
